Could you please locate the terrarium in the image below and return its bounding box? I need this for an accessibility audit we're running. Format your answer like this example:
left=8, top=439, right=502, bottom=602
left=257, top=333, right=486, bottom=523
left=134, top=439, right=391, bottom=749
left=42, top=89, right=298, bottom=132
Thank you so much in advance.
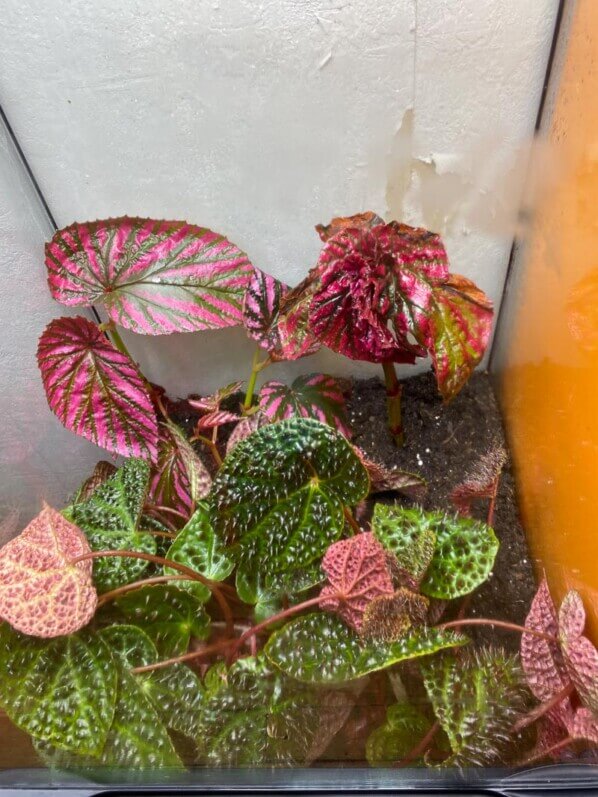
left=0, top=1, right=596, bottom=795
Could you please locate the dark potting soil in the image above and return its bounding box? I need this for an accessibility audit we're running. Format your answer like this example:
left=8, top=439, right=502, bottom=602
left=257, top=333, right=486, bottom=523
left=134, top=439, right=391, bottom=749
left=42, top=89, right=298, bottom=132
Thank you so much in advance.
left=347, top=369, right=536, bottom=650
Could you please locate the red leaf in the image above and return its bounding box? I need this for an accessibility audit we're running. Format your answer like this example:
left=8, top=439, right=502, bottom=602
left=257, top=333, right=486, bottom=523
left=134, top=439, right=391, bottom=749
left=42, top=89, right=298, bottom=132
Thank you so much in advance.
left=315, top=211, right=385, bottom=242
left=521, top=579, right=569, bottom=702
left=258, top=374, right=351, bottom=436
left=0, top=505, right=97, bottom=638
left=319, top=532, right=394, bottom=632
left=243, top=268, right=320, bottom=361
left=150, top=420, right=211, bottom=515
left=559, top=591, right=598, bottom=714
left=46, top=217, right=254, bottom=335
left=37, top=316, right=159, bottom=460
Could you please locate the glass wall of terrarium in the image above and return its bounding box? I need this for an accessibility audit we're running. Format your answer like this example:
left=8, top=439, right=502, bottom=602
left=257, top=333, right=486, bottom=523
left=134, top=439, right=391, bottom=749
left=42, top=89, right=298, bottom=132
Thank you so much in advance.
left=0, top=0, right=596, bottom=793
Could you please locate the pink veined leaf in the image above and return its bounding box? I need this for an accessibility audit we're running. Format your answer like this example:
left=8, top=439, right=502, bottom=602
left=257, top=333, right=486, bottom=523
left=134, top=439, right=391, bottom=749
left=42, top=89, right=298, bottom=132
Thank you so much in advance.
left=315, top=211, right=385, bottom=242
left=521, top=578, right=570, bottom=702
left=558, top=590, right=598, bottom=714
left=45, top=217, right=254, bottom=335
left=224, top=413, right=265, bottom=455
left=258, top=374, right=351, bottom=437
left=0, top=504, right=97, bottom=638
left=187, top=381, right=243, bottom=413
left=37, top=316, right=159, bottom=461
left=243, top=268, right=320, bottom=361
left=308, top=219, right=493, bottom=399
left=450, top=443, right=507, bottom=516
left=150, top=420, right=212, bottom=515
left=319, top=532, right=394, bottom=632
left=425, top=274, right=494, bottom=400
left=194, top=410, right=240, bottom=431
left=569, top=708, right=598, bottom=745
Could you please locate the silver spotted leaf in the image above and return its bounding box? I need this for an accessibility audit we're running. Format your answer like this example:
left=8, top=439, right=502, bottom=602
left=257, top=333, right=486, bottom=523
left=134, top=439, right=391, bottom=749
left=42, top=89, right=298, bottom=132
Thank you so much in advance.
left=236, top=561, right=323, bottom=623
left=209, top=418, right=369, bottom=578
left=66, top=458, right=156, bottom=591
left=372, top=504, right=498, bottom=599
left=0, top=624, right=117, bottom=756
left=421, top=648, right=527, bottom=767
left=164, top=502, right=235, bottom=602
left=195, top=656, right=320, bottom=766
left=264, top=612, right=467, bottom=684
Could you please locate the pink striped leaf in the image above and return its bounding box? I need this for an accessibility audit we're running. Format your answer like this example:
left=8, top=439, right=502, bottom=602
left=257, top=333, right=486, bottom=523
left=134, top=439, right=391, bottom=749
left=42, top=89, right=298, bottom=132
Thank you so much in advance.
left=244, top=268, right=320, bottom=361
left=258, top=374, right=351, bottom=436
left=45, top=217, right=254, bottom=335
left=225, top=413, right=265, bottom=455
left=309, top=218, right=493, bottom=399
left=187, top=381, right=243, bottom=413
left=195, top=410, right=240, bottom=431
left=37, top=316, right=159, bottom=460
left=150, top=420, right=212, bottom=516
left=0, top=504, right=97, bottom=638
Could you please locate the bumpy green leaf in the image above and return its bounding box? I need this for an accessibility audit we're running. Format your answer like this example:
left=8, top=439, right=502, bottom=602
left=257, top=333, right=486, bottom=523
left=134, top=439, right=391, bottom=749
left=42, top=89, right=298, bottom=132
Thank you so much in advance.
left=0, top=624, right=116, bottom=756
left=236, top=562, right=324, bottom=622
left=116, top=584, right=210, bottom=656
left=264, top=612, right=467, bottom=684
left=164, top=503, right=234, bottom=602
left=195, top=656, right=319, bottom=766
left=372, top=504, right=498, bottom=599
left=421, top=649, right=526, bottom=767
left=67, top=458, right=156, bottom=591
left=366, top=703, right=432, bottom=766
left=209, top=418, right=369, bottom=579
left=102, top=625, right=205, bottom=741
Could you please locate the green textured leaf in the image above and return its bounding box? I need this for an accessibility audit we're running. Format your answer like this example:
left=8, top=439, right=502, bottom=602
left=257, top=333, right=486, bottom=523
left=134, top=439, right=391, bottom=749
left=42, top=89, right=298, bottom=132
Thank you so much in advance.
left=67, top=458, right=156, bottom=591
left=195, top=656, right=319, bottom=766
left=421, top=649, right=526, bottom=767
left=164, top=503, right=234, bottom=602
left=264, top=612, right=467, bottom=684
left=209, top=418, right=369, bottom=577
left=0, top=624, right=116, bottom=756
left=116, top=584, right=210, bottom=655
left=103, top=625, right=205, bottom=741
left=236, top=561, right=324, bottom=622
left=36, top=664, right=183, bottom=770
left=372, top=504, right=498, bottom=599
left=366, top=703, right=432, bottom=767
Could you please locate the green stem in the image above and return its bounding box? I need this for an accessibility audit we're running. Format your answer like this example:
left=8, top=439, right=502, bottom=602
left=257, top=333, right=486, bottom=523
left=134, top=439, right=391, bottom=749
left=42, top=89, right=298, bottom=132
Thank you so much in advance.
left=382, top=362, right=404, bottom=446
left=108, top=325, right=132, bottom=359
left=243, top=350, right=270, bottom=411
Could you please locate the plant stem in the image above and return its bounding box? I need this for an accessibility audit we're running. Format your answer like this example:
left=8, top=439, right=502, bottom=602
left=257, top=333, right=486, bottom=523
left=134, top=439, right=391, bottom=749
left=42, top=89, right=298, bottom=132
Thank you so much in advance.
left=382, top=362, right=404, bottom=446
left=131, top=638, right=234, bottom=674
left=512, top=683, right=575, bottom=733
left=145, top=504, right=190, bottom=523
left=520, top=736, right=576, bottom=766
left=191, top=434, right=223, bottom=467
left=109, top=326, right=133, bottom=360
left=487, top=476, right=500, bottom=527
left=243, top=350, right=270, bottom=411
left=97, top=574, right=189, bottom=607
left=343, top=507, right=362, bottom=534
left=395, top=721, right=440, bottom=768
left=437, top=618, right=558, bottom=644
left=72, top=549, right=234, bottom=635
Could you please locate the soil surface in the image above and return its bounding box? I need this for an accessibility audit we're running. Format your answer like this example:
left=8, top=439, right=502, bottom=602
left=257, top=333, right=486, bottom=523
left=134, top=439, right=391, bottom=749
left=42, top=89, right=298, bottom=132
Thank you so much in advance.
left=347, top=370, right=536, bottom=649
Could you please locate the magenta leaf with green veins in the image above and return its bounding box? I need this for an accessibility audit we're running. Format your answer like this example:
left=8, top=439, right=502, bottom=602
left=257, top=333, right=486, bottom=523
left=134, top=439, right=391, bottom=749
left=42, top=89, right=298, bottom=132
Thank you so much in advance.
left=37, top=316, right=159, bottom=460
left=319, top=533, right=394, bottom=632
left=150, top=419, right=212, bottom=515
left=45, top=217, right=254, bottom=335
left=308, top=215, right=493, bottom=400
left=244, top=268, right=320, bottom=361
left=258, top=374, right=351, bottom=436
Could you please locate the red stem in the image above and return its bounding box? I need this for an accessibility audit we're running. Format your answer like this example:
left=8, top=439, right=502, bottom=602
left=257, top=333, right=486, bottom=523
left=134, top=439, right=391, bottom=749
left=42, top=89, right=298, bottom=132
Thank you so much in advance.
left=382, top=362, right=404, bottom=446
left=72, top=549, right=234, bottom=635
left=343, top=507, right=362, bottom=535
left=512, top=683, right=575, bottom=733
left=437, top=618, right=558, bottom=644
left=97, top=574, right=189, bottom=607
left=520, top=736, right=576, bottom=766
left=487, top=476, right=500, bottom=527
left=395, top=721, right=440, bottom=768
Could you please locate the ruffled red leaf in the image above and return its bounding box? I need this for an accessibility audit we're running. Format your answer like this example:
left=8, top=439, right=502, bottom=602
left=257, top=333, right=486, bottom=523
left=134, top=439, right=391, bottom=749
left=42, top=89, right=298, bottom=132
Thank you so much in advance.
left=150, top=420, right=211, bottom=515
left=46, top=217, right=254, bottom=335
left=0, top=505, right=97, bottom=638
left=258, top=374, right=351, bottom=436
left=315, top=211, right=384, bottom=242
left=319, top=532, right=394, bottom=632
left=37, top=316, right=159, bottom=460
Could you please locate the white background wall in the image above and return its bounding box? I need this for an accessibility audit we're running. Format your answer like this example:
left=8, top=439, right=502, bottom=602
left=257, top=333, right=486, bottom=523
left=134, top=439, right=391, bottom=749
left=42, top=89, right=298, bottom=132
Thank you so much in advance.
left=0, top=0, right=558, bottom=520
